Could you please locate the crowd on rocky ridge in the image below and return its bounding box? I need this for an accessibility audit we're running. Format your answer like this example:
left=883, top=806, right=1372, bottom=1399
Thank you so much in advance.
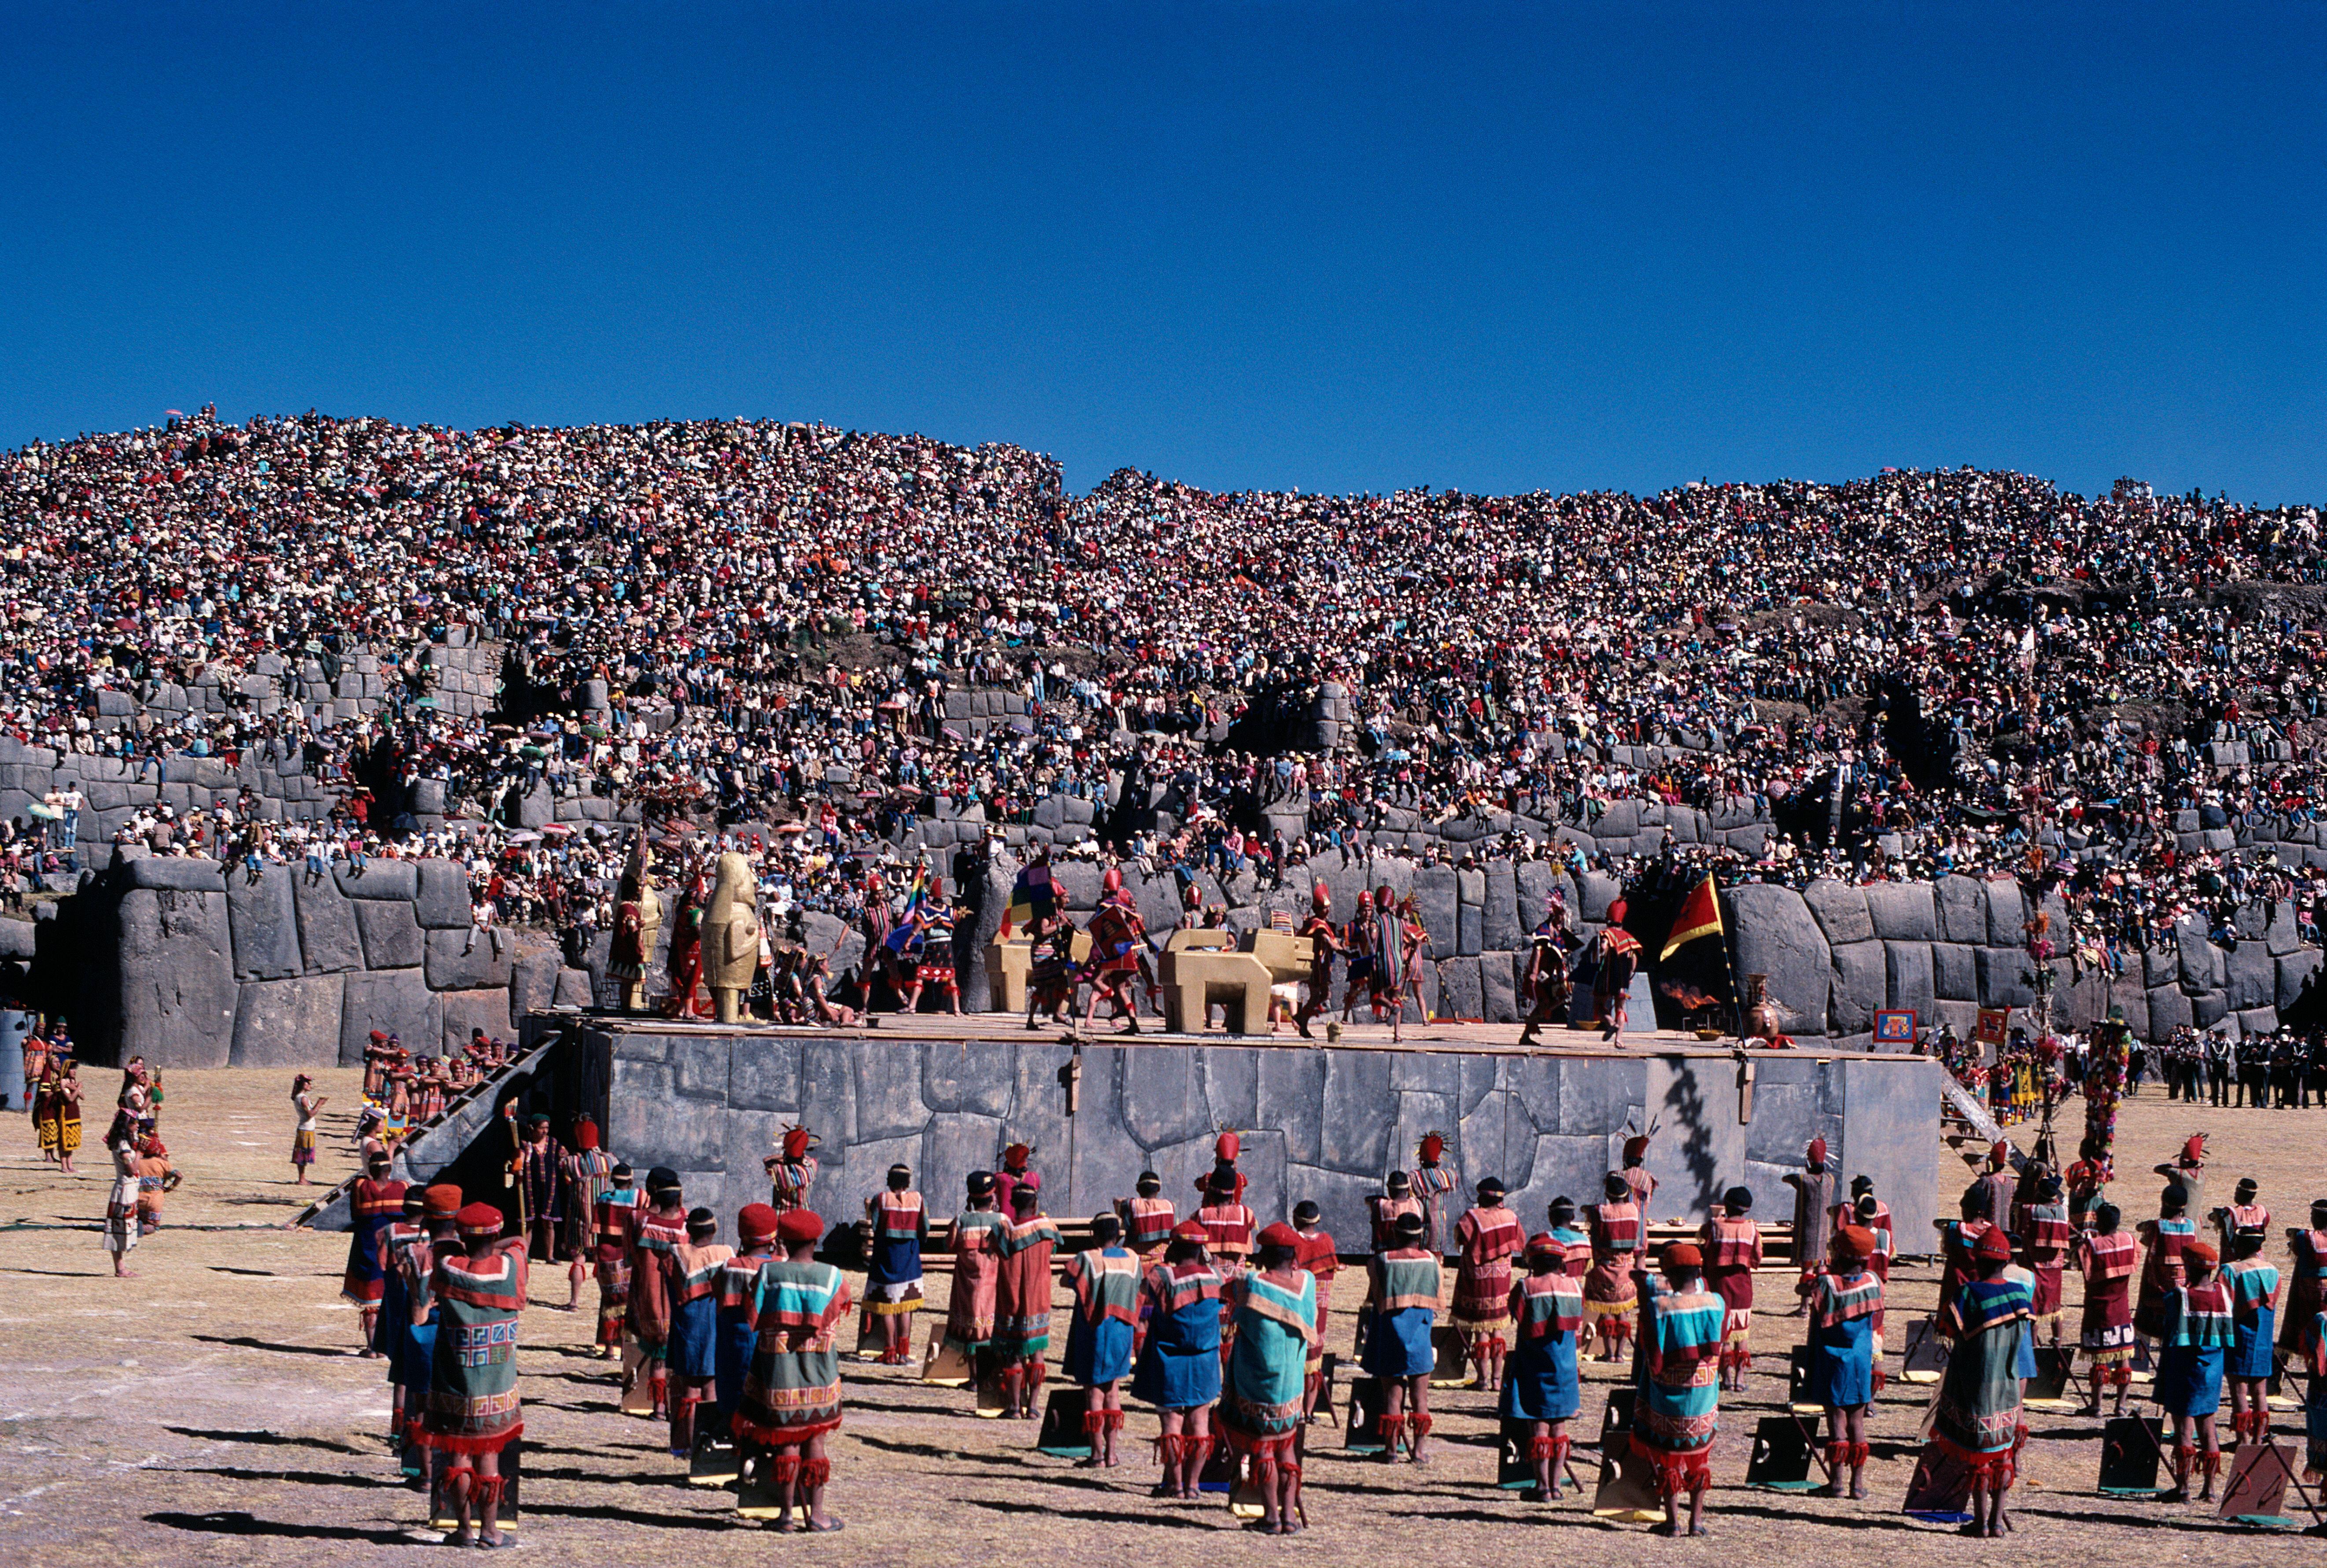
left=4, top=407, right=2325, bottom=975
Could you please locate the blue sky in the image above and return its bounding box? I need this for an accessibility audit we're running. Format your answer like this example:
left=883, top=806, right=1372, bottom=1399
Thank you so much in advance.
left=2, top=3, right=2320, bottom=501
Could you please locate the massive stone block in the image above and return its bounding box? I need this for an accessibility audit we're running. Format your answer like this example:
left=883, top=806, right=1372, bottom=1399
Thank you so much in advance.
left=291, top=869, right=362, bottom=973
left=1983, top=880, right=2026, bottom=949
left=424, top=927, right=515, bottom=991
left=339, top=968, right=441, bottom=1066
left=224, top=864, right=302, bottom=981
left=1411, top=865, right=1459, bottom=957
left=2148, top=986, right=2194, bottom=1039
left=1932, top=942, right=1977, bottom=1003
left=1482, top=864, right=1522, bottom=953
left=1827, top=941, right=1884, bottom=1035
left=413, top=859, right=472, bottom=929
left=439, top=988, right=513, bottom=1056
left=2279, top=950, right=2323, bottom=1013
left=354, top=898, right=424, bottom=970
left=1884, top=941, right=1935, bottom=1023
left=1864, top=883, right=1938, bottom=942
left=229, top=973, right=347, bottom=1067
left=1724, top=884, right=1829, bottom=1034
left=1438, top=956, right=1484, bottom=1020
left=1975, top=947, right=2035, bottom=1009
left=2224, top=940, right=2275, bottom=1011
left=116, top=887, right=238, bottom=1068
left=1803, top=880, right=1875, bottom=947
left=335, top=861, right=419, bottom=900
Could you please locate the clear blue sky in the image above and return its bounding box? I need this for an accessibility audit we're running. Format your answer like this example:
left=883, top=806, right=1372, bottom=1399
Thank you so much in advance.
left=2, top=3, right=2321, bottom=503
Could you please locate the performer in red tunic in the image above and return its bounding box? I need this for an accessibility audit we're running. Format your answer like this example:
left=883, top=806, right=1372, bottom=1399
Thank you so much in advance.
left=1290, top=1200, right=1338, bottom=1417
left=416, top=1202, right=527, bottom=1549
left=589, top=1162, right=642, bottom=1356
left=1585, top=1171, right=1645, bottom=1361
left=1118, top=1170, right=1176, bottom=1259
left=1367, top=1170, right=1424, bottom=1253
left=1294, top=880, right=1344, bottom=1040
left=2015, top=1172, right=2073, bottom=1346
left=1593, top=901, right=1643, bottom=1045
left=1701, top=1186, right=1762, bottom=1391
left=994, top=1187, right=1061, bottom=1418
left=1451, top=1179, right=1523, bottom=1393
left=1081, top=869, right=1151, bottom=1034
left=627, top=1168, right=690, bottom=1419
left=342, top=1152, right=408, bottom=1356
left=2074, top=1201, right=2139, bottom=1416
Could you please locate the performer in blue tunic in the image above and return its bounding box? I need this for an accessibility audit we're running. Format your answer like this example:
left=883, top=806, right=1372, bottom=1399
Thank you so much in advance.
left=1130, top=1221, right=1223, bottom=1499
left=1061, top=1213, right=1140, bottom=1469
left=2154, top=1241, right=2233, bottom=1503
left=1501, top=1232, right=1584, bottom=1500
left=2220, top=1226, right=2280, bottom=1447
left=1804, top=1226, right=1882, bottom=1498
left=713, top=1204, right=778, bottom=1433
left=1361, top=1210, right=1442, bottom=1463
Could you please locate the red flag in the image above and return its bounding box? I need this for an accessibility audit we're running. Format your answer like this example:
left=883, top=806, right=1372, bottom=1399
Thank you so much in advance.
left=1660, top=876, right=1723, bottom=962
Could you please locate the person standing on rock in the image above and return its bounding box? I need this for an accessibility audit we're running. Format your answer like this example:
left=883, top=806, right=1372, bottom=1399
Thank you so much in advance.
left=1295, top=879, right=1343, bottom=1039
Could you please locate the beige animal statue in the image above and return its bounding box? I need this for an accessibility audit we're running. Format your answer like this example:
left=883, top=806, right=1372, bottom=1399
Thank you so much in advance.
left=701, top=850, right=763, bottom=1024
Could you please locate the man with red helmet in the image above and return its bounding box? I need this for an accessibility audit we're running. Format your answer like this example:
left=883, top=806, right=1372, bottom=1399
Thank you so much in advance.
left=1294, top=879, right=1344, bottom=1039
left=1081, top=865, right=1151, bottom=1034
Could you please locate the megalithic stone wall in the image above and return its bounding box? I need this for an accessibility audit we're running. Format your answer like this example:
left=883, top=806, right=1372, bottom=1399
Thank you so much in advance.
left=589, top=1021, right=1943, bottom=1254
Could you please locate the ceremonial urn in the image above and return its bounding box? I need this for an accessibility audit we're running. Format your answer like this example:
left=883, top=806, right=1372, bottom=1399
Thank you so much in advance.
left=1742, top=973, right=1782, bottom=1043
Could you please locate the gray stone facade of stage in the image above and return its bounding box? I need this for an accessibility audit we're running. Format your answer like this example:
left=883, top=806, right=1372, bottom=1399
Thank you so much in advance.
left=584, top=1023, right=1942, bottom=1255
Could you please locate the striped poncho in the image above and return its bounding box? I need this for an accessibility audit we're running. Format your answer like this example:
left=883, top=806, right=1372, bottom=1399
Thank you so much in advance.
left=1451, top=1204, right=1523, bottom=1329
left=421, top=1248, right=526, bottom=1455
left=733, top=1256, right=853, bottom=1446
left=1061, top=1246, right=1140, bottom=1385
left=943, top=1209, right=1008, bottom=1352
left=1929, top=1275, right=2032, bottom=1482
left=995, top=1214, right=1062, bottom=1362
left=1634, top=1280, right=1726, bottom=1495
left=1223, top=1269, right=1317, bottom=1449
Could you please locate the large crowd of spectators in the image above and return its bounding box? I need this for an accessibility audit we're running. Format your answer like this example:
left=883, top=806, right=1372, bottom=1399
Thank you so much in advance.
left=3, top=406, right=2323, bottom=974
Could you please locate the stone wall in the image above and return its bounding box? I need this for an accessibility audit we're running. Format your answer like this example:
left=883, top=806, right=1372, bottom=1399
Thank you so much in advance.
left=40, top=844, right=592, bottom=1069
left=587, top=1022, right=1942, bottom=1251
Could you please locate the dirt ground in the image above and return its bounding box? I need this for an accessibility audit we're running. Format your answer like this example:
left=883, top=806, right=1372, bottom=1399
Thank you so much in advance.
left=3, top=1067, right=2322, bottom=1565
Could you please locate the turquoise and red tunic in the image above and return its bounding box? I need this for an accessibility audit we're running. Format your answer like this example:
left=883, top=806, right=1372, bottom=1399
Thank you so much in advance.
left=733, top=1256, right=853, bottom=1447
left=1060, top=1246, right=1139, bottom=1385
left=713, top=1249, right=770, bottom=1425
left=1222, top=1269, right=1316, bottom=1455
left=1806, top=1266, right=1882, bottom=1408
left=1129, top=1261, right=1224, bottom=1410
left=1702, top=1215, right=1761, bottom=1339
left=1120, top=1196, right=1177, bottom=1257
left=1292, top=1228, right=1339, bottom=1373
left=1452, top=1204, right=1523, bottom=1330
left=1502, top=1270, right=1583, bottom=1423
left=1634, top=1279, right=1726, bottom=1494
left=2224, top=1256, right=2281, bottom=1380
left=1361, top=1247, right=1441, bottom=1379
left=863, top=1188, right=926, bottom=1296
left=1929, top=1275, right=2032, bottom=1483
left=2154, top=1280, right=2233, bottom=1419
left=2306, top=1307, right=2327, bottom=1477
left=995, top=1214, right=1062, bottom=1363
left=341, top=1177, right=408, bottom=1304
left=421, top=1247, right=526, bottom=1455
left=2015, top=1199, right=2072, bottom=1316
left=664, top=1242, right=734, bottom=1380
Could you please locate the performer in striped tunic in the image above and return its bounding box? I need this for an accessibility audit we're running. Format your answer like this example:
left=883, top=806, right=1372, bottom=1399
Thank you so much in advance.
left=942, top=1172, right=1007, bottom=1362
left=1131, top=1222, right=1224, bottom=1499
left=2280, top=1201, right=2327, bottom=1366
left=714, top=1204, right=779, bottom=1436
left=1451, top=1179, right=1522, bottom=1393
left=2154, top=1240, right=2233, bottom=1502
left=560, top=1118, right=616, bottom=1314
left=2075, top=1202, right=2139, bottom=1417
left=733, top=1210, right=852, bottom=1534
left=2134, top=1182, right=2198, bottom=1345
left=417, top=1202, right=526, bottom=1549
left=662, top=1207, right=734, bottom=1458
left=1805, top=1226, right=1882, bottom=1499
left=1585, top=1173, right=1645, bottom=1361
left=861, top=1164, right=926, bottom=1365
left=627, top=1169, right=690, bottom=1420
left=374, top=1189, right=428, bottom=1440
left=1366, top=1170, right=1423, bottom=1253
left=764, top=1126, right=818, bottom=1214
left=1502, top=1233, right=1584, bottom=1502
left=1221, top=1224, right=1317, bottom=1535
left=1361, top=1210, right=1441, bottom=1463
left=342, top=1153, right=407, bottom=1354
left=1061, top=1213, right=1140, bottom=1467
left=1290, top=1200, right=1338, bottom=1417
left=589, top=1163, right=642, bottom=1356
left=1119, top=1171, right=1176, bottom=1259
left=995, top=1187, right=1061, bottom=1418
left=2014, top=1172, right=2073, bottom=1346
left=1635, top=1241, right=1725, bottom=1536
left=1837, top=1176, right=1894, bottom=1282
left=394, top=1185, right=463, bottom=1472
left=1701, top=1187, right=1762, bottom=1390
left=1410, top=1132, right=1456, bottom=1255
left=2220, top=1226, right=2280, bottom=1447
left=1926, top=1228, right=2031, bottom=1539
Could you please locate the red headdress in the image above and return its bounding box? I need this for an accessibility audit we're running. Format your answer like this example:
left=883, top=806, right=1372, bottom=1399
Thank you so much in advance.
left=738, top=1203, right=780, bottom=1243
left=1214, top=1130, right=1240, bottom=1164
left=1418, top=1132, right=1446, bottom=1164
left=574, top=1117, right=601, bottom=1152
left=781, top=1126, right=817, bottom=1162
left=1103, top=866, right=1124, bottom=895
left=457, top=1201, right=505, bottom=1240
left=776, top=1210, right=825, bottom=1247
